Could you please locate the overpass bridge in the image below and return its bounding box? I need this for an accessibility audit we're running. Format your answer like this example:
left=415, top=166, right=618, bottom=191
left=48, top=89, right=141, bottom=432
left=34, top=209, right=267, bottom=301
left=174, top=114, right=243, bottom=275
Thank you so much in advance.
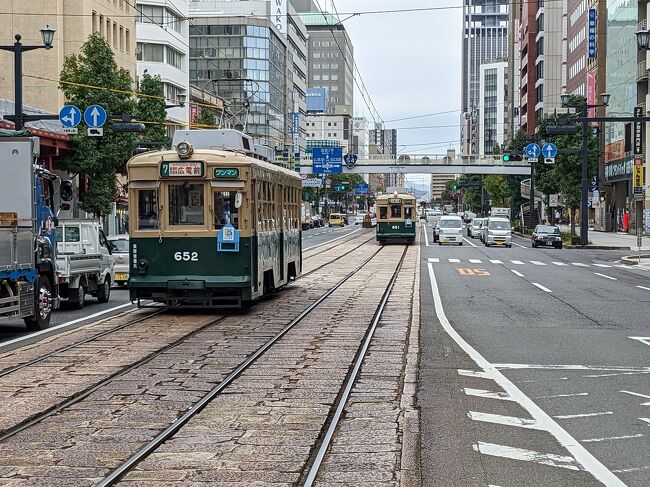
left=297, top=153, right=531, bottom=176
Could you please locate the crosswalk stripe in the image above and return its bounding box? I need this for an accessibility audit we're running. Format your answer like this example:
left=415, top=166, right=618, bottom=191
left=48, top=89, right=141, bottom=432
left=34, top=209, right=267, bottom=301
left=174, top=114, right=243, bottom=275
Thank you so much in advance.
left=572, top=263, right=588, bottom=267
left=552, top=262, right=568, bottom=266
left=593, top=264, right=612, bottom=268
left=428, top=258, right=440, bottom=263
left=490, top=259, right=503, bottom=264
left=531, top=261, right=547, bottom=266
left=448, top=258, right=460, bottom=263
left=469, top=259, right=482, bottom=264
left=510, top=260, right=525, bottom=265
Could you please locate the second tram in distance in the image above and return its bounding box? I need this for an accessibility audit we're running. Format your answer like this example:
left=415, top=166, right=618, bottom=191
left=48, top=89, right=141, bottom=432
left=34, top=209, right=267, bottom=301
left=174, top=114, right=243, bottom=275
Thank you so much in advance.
left=375, top=192, right=416, bottom=244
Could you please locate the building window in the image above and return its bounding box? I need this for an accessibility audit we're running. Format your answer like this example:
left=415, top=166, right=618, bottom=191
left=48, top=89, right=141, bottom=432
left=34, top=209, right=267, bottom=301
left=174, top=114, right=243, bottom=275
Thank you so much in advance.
left=126, top=29, right=130, bottom=53
left=313, top=74, right=320, bottom=81
left=92, top=11, right=98, bottom=33
left=119, top=26, right=124, bottom=50
left=119, top=0, right=123, bottom=9
left=106, top=19, right=111, bottom=44
left=99, top=15, right=104, bottom=36
left=166, top=46, right=183, bottom=70
left=137, top=42, right=164, bottom=62
left=137, top=5, right=164, bottom=25
left=113, top=23, right=117, bottom=47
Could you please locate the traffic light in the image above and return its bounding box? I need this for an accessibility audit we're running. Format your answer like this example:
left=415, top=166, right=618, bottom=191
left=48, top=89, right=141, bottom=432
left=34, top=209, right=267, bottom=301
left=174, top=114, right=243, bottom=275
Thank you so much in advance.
left=111, top=122, right=146, bottom=133
left=502, top=153, right=523, bottom=162
left=452, top=182, right=458, bottom=191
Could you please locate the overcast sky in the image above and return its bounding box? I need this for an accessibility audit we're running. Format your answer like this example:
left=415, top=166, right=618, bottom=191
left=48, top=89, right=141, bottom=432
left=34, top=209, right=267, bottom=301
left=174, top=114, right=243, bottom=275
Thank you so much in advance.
left=330, top=0, right=462, bottom=187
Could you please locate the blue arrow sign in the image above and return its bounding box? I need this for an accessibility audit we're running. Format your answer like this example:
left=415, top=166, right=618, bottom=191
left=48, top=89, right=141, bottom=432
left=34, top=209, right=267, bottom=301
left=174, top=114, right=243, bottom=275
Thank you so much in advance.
left=542, top=143, right=558, bottom=158
left=84, top=104, right=107, bottom=128
left=312, top=147, right=343, bottom=174
left=59, top=105, right=81, bottom=128
left=525, top=143, right=541, bottom=158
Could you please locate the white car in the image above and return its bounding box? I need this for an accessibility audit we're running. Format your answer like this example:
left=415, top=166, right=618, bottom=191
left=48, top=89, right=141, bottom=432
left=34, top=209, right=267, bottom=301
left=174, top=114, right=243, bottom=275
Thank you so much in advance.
left=484, top=217, right=512, bottom=247
left=107, top=234, right=130, bottom=286
left=438, top=216, right=464, bottom=245
left=469, top=218, right=484, bottom=238
left=354, top=214, right=365, bottom=225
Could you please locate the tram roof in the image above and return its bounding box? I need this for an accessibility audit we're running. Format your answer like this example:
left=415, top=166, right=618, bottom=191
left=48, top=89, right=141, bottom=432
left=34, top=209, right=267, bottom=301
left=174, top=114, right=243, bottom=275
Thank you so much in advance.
left=375, top=192, right=416, bottom=203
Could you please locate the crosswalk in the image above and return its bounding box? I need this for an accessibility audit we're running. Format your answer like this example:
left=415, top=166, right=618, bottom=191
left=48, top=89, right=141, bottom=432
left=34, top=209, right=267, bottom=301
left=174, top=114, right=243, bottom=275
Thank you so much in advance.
left=427, top=257, right=639, bottom=270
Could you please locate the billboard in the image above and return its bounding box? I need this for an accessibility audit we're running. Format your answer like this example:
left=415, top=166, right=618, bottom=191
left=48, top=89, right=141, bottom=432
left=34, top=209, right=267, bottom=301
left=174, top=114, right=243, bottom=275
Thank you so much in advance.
left=307, top=88, right=328, bottom=112
left=273, top=0, right=287, bottom=34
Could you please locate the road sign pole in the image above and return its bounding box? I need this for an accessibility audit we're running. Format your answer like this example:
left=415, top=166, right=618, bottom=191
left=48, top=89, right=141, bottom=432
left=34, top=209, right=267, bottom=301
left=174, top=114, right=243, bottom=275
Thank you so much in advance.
left=580, top=116, right=589, bottom=246
left=530, top=156, right=536, bottom=231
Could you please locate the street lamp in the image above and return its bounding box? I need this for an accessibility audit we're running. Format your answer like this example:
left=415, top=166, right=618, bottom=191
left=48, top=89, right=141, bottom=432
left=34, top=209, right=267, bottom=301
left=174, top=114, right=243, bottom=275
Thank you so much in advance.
left=0, top=26, right=56, bottom=130
left=560, top=91, right=609, bottom=245
left=636, top=29, right=650, bottom=50
left=165, top=90, right=186, bottom=109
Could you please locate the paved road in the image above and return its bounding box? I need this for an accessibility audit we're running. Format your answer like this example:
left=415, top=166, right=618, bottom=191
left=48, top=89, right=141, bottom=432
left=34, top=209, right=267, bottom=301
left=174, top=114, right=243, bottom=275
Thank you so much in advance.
left=418, top=222, right=650, bottom=487
left=302, top=222, right=364, bottom=249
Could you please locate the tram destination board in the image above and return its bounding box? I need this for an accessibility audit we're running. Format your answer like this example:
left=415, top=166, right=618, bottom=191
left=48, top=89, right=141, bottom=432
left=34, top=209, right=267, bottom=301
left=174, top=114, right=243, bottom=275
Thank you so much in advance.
left=389, top=198, right=402, bottom=204
left=214, top=168, right=240, bottom=178
left=160, top=161, right=205, bottom=178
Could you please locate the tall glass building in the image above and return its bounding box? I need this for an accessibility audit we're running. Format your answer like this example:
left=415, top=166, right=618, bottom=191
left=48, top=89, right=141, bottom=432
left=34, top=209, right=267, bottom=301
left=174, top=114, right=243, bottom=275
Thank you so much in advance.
left=189, top=16, right=287, bottom=147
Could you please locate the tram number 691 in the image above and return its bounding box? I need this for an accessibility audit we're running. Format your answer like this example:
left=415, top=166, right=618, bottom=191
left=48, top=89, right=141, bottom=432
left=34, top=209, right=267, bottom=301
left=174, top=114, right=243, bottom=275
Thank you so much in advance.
left=391, top=225, right=399, bottom=230
left=174, top=251, right=199, bottom=262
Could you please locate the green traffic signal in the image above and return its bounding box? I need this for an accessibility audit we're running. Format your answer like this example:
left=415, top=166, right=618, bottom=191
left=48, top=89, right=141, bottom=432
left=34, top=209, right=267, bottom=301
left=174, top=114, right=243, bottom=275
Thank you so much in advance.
left=452, top=183, right=458, bottom=191
left=502, top=154, right=511, bottom=162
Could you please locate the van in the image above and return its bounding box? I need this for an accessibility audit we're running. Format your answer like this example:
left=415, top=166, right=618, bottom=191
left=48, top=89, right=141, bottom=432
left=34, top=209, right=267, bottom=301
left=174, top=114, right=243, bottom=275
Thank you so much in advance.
left=484, top=217, right=512, bottom=247
left=438, top=215, right=464, bottom=245
left=328, top=213, right=345, bottom=227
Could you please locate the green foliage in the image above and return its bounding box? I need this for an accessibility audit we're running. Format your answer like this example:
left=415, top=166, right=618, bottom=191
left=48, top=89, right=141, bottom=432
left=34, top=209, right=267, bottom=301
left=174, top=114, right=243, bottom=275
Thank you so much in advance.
left=59, top=34, right=137, bottom=216
left=136, top=73, right=170, bottom=149
left=483, top=174, right=510, bottom=207
left=441, top=179, right=457, bottom=202
left=193, top=108, right=217, bottom=128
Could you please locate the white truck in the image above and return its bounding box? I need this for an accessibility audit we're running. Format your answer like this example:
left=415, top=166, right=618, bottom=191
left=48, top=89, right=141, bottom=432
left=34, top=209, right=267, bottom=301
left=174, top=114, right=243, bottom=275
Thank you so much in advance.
left=489, top=207, right=512, bottom=218
left=301, top=202, right=313, bottom=230
left=56, top=220, right=115, bottom=309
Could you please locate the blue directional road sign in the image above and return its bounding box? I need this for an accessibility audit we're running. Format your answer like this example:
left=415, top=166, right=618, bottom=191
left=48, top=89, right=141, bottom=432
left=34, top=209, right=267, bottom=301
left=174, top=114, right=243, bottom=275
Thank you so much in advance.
left=59, top=105, right=81, bottom=128
left=84, top=104, right=107, bottom=128
left=312, top=147, right=343, bottom=174
left=524, top=143, right=542, bottom=158
left=542, top=143, right=558, bottom=158
left=355, top=182, right=369, bottom=195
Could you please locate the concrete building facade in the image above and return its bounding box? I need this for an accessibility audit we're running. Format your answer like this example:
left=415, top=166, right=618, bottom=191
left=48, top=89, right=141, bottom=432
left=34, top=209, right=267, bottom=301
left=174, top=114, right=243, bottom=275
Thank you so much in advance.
left=0, top=0, right=137, bottom=114
left=304, top=112, right=352, bottom=152
left=479, top=61, right=509, bottom=155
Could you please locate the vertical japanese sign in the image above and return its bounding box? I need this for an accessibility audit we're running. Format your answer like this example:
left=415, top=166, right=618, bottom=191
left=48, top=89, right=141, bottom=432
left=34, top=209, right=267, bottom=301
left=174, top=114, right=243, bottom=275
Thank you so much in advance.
left=293, top=112, right=300, bottom=149
left=588, top=8, right=597, bottom=59
left=587, top=72, right=596, bottom=118
left=634, top=106, right=643, bottom=155
left=273, top=0, right=287, bottom=34
left=633, top=158, right=645, bottom=199
left=190, top=104, right=198, bottom=123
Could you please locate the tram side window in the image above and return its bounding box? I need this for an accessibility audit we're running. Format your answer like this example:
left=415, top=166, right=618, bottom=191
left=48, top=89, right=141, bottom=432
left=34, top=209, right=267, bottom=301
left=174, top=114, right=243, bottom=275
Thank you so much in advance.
left=391, top=205, right=401, bottom=218
left=404, top=207, right=413, bottom=219
left=137, top=190, right=159, bottom=230
left=213, top=191, right=238, bottom=229
left=380, top=206, right=388, bottom=219
left=169, top=183, right=204, bottom=225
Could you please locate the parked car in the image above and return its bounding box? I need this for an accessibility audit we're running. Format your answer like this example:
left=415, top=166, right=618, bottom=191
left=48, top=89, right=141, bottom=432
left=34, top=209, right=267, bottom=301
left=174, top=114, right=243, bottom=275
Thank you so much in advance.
left=531, top=224, right=563, bottom=248
left=107, top=234, right=129, bottom=286
left=310, top=215, right=323, bottom=227
left=484, top=217, right=512, bottom=247
left=438, top=215, right=464, bottom=246
left=329, top=213, right=345, bottom=227
left=432, top=220, right=441, bottom=242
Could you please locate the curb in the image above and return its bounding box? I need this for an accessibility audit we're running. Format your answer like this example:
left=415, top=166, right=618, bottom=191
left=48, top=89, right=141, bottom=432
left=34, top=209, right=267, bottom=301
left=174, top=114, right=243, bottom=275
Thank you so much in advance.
left=564, top=245, right=630, bottom=250
left=622, top=254, right=650, bottom=265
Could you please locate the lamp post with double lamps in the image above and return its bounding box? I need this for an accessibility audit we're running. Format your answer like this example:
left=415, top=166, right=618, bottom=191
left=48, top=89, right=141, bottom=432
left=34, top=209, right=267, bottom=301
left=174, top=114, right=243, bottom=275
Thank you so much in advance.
left=560, top=91, right=610, bottom=245
left=0, top=26, right=56, bottom=130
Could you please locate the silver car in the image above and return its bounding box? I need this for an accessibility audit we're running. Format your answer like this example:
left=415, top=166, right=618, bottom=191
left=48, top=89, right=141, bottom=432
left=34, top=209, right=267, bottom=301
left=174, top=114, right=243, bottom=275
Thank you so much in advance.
left=107, top=234, right=129, bottom=286
left=484, top=217, right=512, bottom=247
left=438, top=216, right=464, bottom=246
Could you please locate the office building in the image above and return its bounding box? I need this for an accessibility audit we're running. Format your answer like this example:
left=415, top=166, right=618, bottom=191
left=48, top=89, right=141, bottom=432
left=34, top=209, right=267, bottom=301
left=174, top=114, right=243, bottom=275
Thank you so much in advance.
left=0, top=1, right=136, bottom=114
left=461, top=0, right=509, bottom=151
left=370, top=126, right=397, bottom=157
left=507, top=0, right=522, bottom=137
left=351, top=117, right=369, bottom=157
left=285, top=2, right=309, bottom=153
left=136, top=0, right=190, bottom=131
left=479, top=61, right=509, bottom=154
left=304, top=113, right=352, bottom=152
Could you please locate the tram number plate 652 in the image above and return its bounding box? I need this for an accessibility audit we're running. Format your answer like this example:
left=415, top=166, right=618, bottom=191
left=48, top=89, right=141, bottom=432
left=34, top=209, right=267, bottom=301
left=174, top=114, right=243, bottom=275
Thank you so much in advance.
left=174, top=251, right=199, bottom=262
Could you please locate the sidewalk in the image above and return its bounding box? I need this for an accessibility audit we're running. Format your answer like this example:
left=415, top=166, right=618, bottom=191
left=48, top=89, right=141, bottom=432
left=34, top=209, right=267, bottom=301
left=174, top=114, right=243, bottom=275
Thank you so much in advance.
left=558, top=225, right=650, bottom=251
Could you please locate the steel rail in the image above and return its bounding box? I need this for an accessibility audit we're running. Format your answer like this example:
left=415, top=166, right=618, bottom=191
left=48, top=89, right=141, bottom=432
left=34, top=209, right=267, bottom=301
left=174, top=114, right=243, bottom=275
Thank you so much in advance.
left=97, top=245, right=386, bottom=486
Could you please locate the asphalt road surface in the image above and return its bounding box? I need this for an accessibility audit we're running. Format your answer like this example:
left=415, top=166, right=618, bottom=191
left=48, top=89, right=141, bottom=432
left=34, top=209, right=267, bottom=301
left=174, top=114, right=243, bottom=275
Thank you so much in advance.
left=418, top=222, right=650, bottom=487
left=302, top=221, right=364, bottom=248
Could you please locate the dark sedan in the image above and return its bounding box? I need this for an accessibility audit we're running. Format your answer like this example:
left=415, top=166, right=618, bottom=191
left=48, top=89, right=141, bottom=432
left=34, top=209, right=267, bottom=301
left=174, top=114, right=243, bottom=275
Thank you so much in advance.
left=531, top=224, right=563, bottom=249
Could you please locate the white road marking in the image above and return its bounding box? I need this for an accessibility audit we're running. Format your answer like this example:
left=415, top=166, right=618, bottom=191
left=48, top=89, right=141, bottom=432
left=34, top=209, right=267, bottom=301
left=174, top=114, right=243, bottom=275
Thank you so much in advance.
left=0, top=302, right=134, bottom=351
left=489, top=259, right=503, bottom=264
left=552, top=262, right=569, bottom=266
left=594, top=272, right=617, bottom=281
left=532, top=283, right=552, bottom=293
left=530, top=260, right=547, bottom=266
left=612, top=465, right=650, bottom=474
left=448, top=258, right=461, bottom=263
left=422, top=224, right=430, bottom=247
left=468, top=411, right=542, bottom=430
left=428, top=258, right=440, bottom=263
left=593, top=263, right=612, bottom=268
left=584, top=371, right=650, bottom=378
left=521, top=377, right=569, bottom=383
left=458, top=369, right=491, bottom=379
left=495, top=364, right=650, bottom=373
left=639, top=418, right=650, bottom=425
left=535, top=393, right=590, bottom=399
left=637, top=285, right=650, bottom=292
left=302, top=227, right=362, bottom=251
left=554, top=412, right=613, bottom=420
left=614, top=264, right=633, bottom=268
left=582, top=434, right=644, bottom=443
left=463, top=237, right=478, bottom=247
left=572, top=262, right=589, bottom=267
left=472, top=442, right=582, bottom=471
left=629, top=337, right=650, bottom=348
left=620, top=390, right=650, bottom=405
left=427, top=264, right=624, bottom=486
left=510, top=260, right=525, bottom=265
left=511, top=270, right=524, bottom=277
left=511, top=241, right=528, bottom=248
left=469, top=259, right=483, bottom=264
left=463, top=388, right=513, bottom=401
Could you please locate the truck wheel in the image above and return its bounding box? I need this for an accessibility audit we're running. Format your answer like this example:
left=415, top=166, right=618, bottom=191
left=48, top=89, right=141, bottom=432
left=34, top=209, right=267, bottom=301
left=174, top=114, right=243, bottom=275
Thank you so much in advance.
left=24, top=275, right=52, bottom=331
left=69, top=286, right=85, bottom=310
left=97, top=277, right=111, bottom=303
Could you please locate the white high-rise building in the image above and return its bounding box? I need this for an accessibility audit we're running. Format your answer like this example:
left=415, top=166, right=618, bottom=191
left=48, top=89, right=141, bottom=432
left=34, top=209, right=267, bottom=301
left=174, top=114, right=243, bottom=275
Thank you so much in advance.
left=352, top=117, right=369, bottom=157
left=478, top=61, right=509, bottom=155
left=136, top=0, right=190, bottom=132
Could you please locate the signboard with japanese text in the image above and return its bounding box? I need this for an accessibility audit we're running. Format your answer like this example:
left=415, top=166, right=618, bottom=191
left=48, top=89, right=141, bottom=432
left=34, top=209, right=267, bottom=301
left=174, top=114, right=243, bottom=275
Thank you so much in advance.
left=302, top=178, right=323, bottom=188
left=634, top=106, right=644, bottom=155
left=634, top=158, right=645, bottom=198
left=160, top=161, right=205, bottom=178
left=214, top=168, right=240, bottom=178
left=604, top=158, right=634, bottom=182
left=312, top=147, right=343, bottom=174
left=588, top=8, right=597, bottom=59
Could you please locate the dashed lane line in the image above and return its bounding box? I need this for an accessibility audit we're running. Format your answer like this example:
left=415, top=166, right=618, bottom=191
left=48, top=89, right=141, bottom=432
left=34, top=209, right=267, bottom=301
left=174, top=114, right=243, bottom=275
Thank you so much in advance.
left=511, top=270, right=525, bottom=278
left=469, top=259, right=482, bottom=264
left=552, top=262, right=569, bottom=266
left=463, top=237, right=478, bottom=247
left=532, top=283, right=552, bottom=293
left=593, top=263, right=613, bottom=268
left=511, top=241, right=528, bottom=249
left=594, top=272, right=617, bottom=281
left=534, top=393, right=590, bottom=399
left=448, top=258, right=461, bottom=263
left=554, top=412, right=614, bottom=420
left=572, top=262, right=589, bottom=267
left=427, top=264, right=625, bottom=486
left=637, top=285, right=650, bottom=292
left=530, top=260, right=547, bottom=266
left=581, top=434, right=644, bottom=444
left=490, top=259, right=503, bottom=264
left=511, top=260, right=525, bottom=265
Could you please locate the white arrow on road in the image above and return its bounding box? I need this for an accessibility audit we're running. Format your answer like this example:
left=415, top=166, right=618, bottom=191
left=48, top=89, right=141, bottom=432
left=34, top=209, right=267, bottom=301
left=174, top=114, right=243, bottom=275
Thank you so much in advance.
left=90, top=106, right=100, bottom=127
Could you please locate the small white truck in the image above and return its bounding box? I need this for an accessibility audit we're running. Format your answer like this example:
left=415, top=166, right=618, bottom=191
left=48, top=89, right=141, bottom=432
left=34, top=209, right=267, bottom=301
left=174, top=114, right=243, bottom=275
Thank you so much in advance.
left=56, top=220, right=115, bottom=309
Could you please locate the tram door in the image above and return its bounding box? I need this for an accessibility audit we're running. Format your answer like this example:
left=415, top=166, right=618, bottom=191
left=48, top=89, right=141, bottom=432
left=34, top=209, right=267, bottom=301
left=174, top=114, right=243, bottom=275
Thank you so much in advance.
left=251, top=180, right=259, bottom=293
left=278, top=183, right=284, bottom=282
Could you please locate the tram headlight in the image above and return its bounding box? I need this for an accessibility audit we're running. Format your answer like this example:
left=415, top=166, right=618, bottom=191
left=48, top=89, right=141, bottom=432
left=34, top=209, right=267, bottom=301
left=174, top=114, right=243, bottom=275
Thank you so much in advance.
left=176, top=141, right=193, bottom=159
left=137, top=258, right=149, bottom=274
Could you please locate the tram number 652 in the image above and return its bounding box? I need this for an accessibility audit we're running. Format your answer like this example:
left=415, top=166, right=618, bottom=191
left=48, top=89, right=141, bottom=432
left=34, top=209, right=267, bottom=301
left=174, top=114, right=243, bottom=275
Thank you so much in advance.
left=174, top=251, right=199, bottom=262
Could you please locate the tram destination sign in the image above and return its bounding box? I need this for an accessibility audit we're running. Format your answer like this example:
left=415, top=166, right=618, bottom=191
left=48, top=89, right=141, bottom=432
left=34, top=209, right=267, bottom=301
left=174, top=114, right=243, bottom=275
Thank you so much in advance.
left=214, top=168, right=240, bottom=178
left=160, top=161, right=205, bottom=178
left=389, top=198, right=402, bottom=204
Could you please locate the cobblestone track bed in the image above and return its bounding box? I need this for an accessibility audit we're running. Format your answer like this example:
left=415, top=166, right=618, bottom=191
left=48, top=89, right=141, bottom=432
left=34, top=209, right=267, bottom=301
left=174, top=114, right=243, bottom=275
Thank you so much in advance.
left=0, top=238, right=383, bottom=486
left=110, top=245, right=409, bottom=486
left=311, top=244, right=420, bottom=487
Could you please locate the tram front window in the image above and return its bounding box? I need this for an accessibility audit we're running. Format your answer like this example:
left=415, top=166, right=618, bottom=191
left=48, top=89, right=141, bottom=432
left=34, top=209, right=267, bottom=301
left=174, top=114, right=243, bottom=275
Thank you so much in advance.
left=137, top=190, right=159, bottom=230
left=169, top=183, right=204, bottom=226
left=380, top=207, right=388, bottom=219
left=390, top=205, right=401, bottom=218
left=404, top=207, right=413, bottom=219
left=213, top=191, right=239, bottom=229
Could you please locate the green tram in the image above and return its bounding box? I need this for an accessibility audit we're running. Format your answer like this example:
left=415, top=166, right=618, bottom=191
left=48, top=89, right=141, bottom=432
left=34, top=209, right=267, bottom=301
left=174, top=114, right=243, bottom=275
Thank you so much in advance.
left=127, top=130, right=302, bottom=308
left=375, top=192, right=417, bottom=244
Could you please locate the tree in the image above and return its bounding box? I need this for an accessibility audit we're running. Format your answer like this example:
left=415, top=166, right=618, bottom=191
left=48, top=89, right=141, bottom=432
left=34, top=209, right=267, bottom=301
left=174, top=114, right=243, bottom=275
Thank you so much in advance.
left=59, top=34, right=136, bottom=216
left=483, top=174, right=510, bottom=207
left=136, top=73, right=170, bottom=149
left=193, top=108, right=217, bottom=128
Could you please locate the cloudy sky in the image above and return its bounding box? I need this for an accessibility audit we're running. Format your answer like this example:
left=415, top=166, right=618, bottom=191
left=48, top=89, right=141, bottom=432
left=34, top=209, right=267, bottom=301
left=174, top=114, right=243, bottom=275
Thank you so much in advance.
left=330, top=0, right=463, bottom=187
